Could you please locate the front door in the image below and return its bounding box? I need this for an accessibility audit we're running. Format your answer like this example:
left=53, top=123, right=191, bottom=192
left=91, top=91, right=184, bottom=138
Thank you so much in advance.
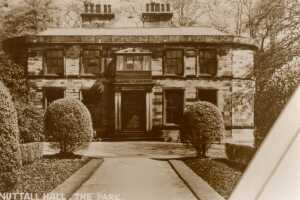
left=121, top=91, right=146, bottom=132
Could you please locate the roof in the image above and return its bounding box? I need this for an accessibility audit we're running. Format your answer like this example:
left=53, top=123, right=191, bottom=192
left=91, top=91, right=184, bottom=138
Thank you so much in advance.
left=37, top=27, right=228, bottom=36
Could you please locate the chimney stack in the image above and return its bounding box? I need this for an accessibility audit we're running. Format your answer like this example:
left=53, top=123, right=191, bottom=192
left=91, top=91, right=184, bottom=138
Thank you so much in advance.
left=81, top=1, right=115, bottom=28
left=142, top=1, right=173, bottom=27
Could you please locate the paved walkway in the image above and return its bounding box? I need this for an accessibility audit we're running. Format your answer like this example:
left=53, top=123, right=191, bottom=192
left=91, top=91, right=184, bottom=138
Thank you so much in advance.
left=71, top=158, right=197, bottom=200
left=44, top=142, right=225, bottom=159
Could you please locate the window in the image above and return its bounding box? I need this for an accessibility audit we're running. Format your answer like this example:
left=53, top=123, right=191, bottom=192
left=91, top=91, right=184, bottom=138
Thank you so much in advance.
left=197, top=89, right=218, bottom=106
left=165, top=50, right=183, bottom=75
left=44, top=88, right=65, bottom=107
left=82, top=50, right=101, bottom=75
left=198, top=50, right=217, bottom=76
left=45, top=50, right=64, bottom=76
left=123, top=55, right=144, bottom=71
left=164, top=90, right=184, bottom=125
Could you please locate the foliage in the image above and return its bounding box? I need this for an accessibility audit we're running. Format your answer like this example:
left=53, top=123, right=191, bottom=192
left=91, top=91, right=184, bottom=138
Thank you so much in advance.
left=184, top=158, right=242, bottom=199
left=16, top=102, right=44, bottom=143
left=0, top=81, right=22, bottom=192
left=20, top=142, right=43, bottom=165
left=180, top=101, right=225, bottom=157
left=0, top=52, right=28, bottom=100
left=12, top=158, right=89, bottom=196
left=1, top=0, right=59, bottom=38
left=225, top=143, right=255, bottom=166
left=255, top=64, right=300, bottom=146
left=44, top=98, right=93, bottom=154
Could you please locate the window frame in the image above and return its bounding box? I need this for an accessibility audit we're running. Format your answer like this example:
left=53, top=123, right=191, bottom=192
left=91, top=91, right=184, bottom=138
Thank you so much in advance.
left=163, top=89, right=185, bottom=126
left=197, top=49, right=218, bottom=76
left=81, top=49, right=102, bottom=76
left=164, top=49, right=184, bottom=76
left=44, top=49, right=64, bottom=76
left=196, top=88, right=218, bottom=106
left=43, top=87, right=65, bottom=108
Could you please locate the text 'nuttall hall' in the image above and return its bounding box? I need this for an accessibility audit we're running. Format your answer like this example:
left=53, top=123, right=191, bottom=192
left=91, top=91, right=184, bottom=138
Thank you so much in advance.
left=4, top=1, right=257, bottom=144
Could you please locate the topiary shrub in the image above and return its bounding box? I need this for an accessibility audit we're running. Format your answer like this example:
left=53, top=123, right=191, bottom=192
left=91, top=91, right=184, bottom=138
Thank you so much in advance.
left=180, top=101, right=225, bottom=158
left=0, top=81, right=22, bottom=192
left=44, top=98, right=93, bottom=155
left=16, top=103, right=44, bottom=143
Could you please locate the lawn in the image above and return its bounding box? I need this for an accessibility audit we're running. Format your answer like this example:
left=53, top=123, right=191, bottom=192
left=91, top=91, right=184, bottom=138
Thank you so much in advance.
left=11, top=157, right=90, bottom=196
left=184, top=158, right=246, bottom=199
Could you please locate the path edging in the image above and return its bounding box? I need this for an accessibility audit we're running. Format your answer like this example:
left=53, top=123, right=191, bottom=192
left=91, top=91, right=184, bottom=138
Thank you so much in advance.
left=51, top=159, right=104, bottom=199
left=169, top=160, right=225, bottom=200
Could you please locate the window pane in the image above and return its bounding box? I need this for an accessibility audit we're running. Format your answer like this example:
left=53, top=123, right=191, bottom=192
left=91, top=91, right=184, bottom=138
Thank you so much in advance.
left=198, top=50, right=217, bottom=76
left=45, top=88, right=64, bottom=106
left=124, top=56, right=134, bottom=71
left=133, top=56, right=143, bottom=71
left=46, top=50, right=64, bottom=75
left=197, top=89, right=217, bottom=105
left=83, top=50, right=101, bottom=74
left=165, top=50, right=183, bottom=75
left=165, top=90, right=183, bottom=124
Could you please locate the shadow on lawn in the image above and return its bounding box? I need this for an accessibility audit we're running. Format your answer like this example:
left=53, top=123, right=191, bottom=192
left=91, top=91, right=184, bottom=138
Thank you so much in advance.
left=213, top=158, right=247, bottom=172
left=43, top=152, right=82, bottom=159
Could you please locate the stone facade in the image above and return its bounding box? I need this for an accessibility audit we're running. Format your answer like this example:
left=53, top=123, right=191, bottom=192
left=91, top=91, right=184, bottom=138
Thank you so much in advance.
left=4, top=1, right=257, bottom=144
left=22, top=40, right=256, bottom=144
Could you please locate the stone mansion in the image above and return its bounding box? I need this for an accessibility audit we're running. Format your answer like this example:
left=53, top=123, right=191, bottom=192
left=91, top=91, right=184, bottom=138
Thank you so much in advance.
left=4, top=1, right=257, bottom=144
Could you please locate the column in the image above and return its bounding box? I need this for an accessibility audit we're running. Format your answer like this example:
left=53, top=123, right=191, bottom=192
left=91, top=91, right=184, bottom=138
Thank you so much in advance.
left=146, top=92, right=153, bottom=132
left=114, top=92, right=122, bottom=131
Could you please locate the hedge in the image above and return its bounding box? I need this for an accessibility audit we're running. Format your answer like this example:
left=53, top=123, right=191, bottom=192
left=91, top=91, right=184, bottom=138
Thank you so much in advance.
left=20, top=142, right=43, bottom=165
left=44, top=98, right=93, bottom=154
left=0, top=81, right=22, bottom=192
left=225, top=143, right=256, bottom=166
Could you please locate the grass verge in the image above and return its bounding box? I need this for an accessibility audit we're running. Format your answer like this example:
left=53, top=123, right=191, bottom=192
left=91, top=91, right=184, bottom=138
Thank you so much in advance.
left=11, top=157, right=90, bottom=196
left=183, top=158, right=246, bottom=199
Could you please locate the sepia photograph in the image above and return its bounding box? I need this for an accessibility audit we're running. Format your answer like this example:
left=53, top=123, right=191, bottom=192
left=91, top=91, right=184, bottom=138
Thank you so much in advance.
left=0, top=0, right=299, bottom=199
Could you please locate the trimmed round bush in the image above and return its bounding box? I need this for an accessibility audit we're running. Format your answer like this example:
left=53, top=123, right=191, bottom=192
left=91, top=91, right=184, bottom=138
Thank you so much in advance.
left=180, top=101, right=225, bottom=157
left=0, top=81, right=22, bottom=192
left=44, top=98, right=93, bottom=154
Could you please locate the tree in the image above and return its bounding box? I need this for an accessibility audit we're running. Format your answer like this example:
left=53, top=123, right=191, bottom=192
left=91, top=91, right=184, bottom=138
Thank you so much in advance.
left=1, top=0, right=59, bottom=38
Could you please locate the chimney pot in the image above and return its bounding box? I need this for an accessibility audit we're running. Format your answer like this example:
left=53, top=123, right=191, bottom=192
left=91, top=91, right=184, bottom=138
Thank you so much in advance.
left=84, top=2, right=89, bottom=13
left=166, top=3, right=170, bottom=12
left=161, top=4, right=165, bottom=12
left=108, top=5, right=112, bottom=13
left=96, top=4, right=101, bottom=13
left=90, top=3, right=94, bottom=13
left=104, top=4, right=107, bottom=13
